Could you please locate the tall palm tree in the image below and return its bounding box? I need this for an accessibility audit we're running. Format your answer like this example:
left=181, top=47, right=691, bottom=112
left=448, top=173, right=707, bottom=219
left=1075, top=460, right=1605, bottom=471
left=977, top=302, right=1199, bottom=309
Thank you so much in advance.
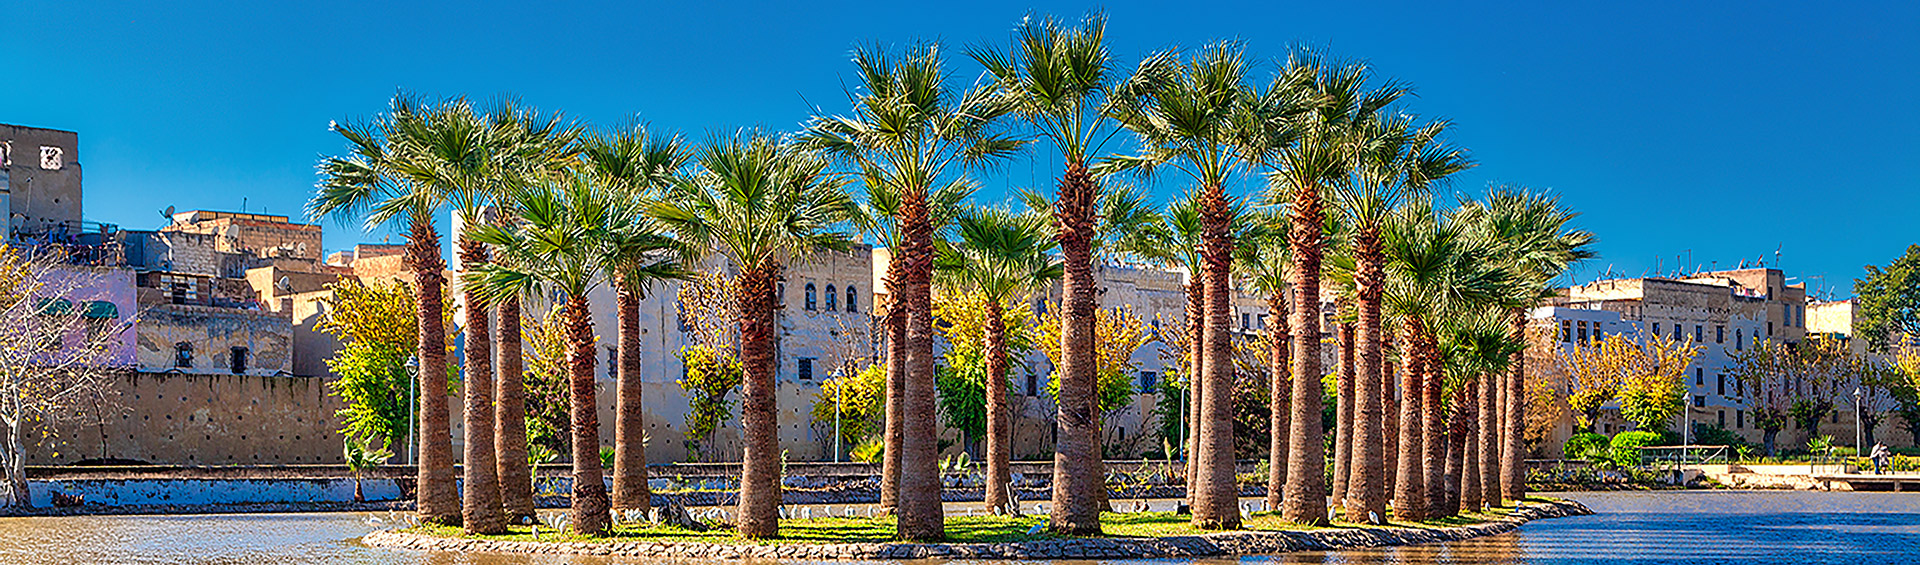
left=468, top=171, right=688, bottom=536
left=578, top=124, right=691, bottom=514
left=1109, top=41, right=1263, bottom=530
left=483, top=105, right=587, bottom=526
left=934, top=206, right=1061, bottom=514
left=849, top=176, right=975, bottom=512
left=970, top=12, right=1158, bottom=535
left=1261, top=52, right=1404, bottom=525
left=1456, top=187, right=1595, bottom=506
left=1235, top=209, right=1292, bottom=513
left=1116, top=193, right=1205, bottom=506
left=1437, top=306, right=1521, bottom=513
left=803, top=42, right=1021, bottom=541
left=1381, top=199, right=1513, bottom=520
left=654, top=131, right=853, bottom=539
left=1345, top=111, right=1472, bottom=519
left=312, top=94, right=461, bottom=526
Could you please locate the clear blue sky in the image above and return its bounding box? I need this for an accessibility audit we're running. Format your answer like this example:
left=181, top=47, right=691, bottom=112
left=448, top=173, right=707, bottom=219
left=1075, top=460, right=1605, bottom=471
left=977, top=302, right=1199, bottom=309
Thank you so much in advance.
left=7, top=1, right=1915, bottom=298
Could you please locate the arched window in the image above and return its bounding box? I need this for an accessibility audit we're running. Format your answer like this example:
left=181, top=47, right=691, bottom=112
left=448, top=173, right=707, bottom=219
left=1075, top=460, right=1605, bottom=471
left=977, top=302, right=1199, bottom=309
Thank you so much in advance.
left=846, top=286, right=857, bottom=313
left=805, top=283, right=817, bottom=311
left=825, top=284, right=837, bottom=312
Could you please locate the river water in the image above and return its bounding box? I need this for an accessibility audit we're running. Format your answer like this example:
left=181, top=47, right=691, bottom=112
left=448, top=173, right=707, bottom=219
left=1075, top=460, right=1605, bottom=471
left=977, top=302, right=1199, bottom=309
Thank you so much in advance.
left=0, top=491, right=1913, bottom=564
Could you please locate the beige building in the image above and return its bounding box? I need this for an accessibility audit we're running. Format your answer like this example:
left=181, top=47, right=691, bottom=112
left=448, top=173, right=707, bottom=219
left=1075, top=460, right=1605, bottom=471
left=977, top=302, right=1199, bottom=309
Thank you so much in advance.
left=2, top=123, right=85, bottom=235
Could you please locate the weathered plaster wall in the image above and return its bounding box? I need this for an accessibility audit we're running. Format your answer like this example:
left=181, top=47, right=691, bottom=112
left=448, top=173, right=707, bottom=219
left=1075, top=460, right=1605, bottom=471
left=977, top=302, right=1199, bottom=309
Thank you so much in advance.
left=134, top=304, right=292, bottom=376
left=28, top=373, right=346, bottom=465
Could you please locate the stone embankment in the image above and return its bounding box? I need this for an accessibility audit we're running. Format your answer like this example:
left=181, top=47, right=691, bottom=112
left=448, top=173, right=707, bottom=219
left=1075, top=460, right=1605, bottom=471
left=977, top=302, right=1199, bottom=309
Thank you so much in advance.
left=362, top=499, right=1592, bottom=560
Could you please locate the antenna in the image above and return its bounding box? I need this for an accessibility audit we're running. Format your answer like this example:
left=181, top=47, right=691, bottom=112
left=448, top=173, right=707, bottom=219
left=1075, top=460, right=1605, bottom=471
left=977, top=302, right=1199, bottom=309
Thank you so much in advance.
left=1774, top=244, right=1782, bottom=271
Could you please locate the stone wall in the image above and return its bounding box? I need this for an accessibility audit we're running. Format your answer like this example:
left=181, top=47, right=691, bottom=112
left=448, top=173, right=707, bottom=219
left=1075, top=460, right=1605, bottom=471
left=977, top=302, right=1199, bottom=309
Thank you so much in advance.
left=134, top=303, right=292, bottom=376
left=0, top=124, right=84, bottom=233
left=27, top=372, right=346, bottom=465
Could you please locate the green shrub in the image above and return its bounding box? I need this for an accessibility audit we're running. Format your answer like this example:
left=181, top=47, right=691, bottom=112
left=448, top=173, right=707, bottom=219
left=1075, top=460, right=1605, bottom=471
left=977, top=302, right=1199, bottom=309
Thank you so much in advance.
left=1564, top=432, right=1609, bottom=460
left=1692, top=424, right=1746, bottom=448
left=1610, top=430, right=1663, bottom=467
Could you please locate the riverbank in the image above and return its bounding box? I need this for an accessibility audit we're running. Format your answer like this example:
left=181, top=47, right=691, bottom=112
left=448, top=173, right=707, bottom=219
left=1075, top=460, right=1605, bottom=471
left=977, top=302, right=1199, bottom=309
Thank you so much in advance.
left=360, top=498, right=1592, bottom=559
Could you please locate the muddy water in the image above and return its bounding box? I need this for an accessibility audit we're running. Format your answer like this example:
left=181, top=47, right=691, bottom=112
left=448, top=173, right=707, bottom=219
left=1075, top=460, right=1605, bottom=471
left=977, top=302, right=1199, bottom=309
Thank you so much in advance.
left=1, top=491, right=1915, bottom=564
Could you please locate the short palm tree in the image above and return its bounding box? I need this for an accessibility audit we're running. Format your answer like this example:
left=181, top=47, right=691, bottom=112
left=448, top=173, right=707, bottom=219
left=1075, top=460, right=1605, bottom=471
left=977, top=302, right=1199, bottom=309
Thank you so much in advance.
left=934, top=205, right=1060, bottom=514
left=343, top=439, right=393, bottom=504
left=578, top=123, right=692, bottom=514
left=1381, top=200, right=1513, bottom=520
left=467, top=173, right=688, bottom=536
left=653, top=131, right=853, bottom=539
left=1455, top=187, right=1595, bottom=506
left=803, top=41, right=1021, bottom=541
left=1108, top=40, right=1261, bottom=529
left=847, top=176, right=975, bottom=512
left=311, top=94, right=461, bottom=527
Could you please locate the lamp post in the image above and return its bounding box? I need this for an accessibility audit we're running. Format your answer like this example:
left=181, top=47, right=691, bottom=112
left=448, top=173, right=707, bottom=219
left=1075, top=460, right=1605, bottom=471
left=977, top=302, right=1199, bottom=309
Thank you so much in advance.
left=833, top=364, right=844, bottom=463
left=1853, top=386, right=1864, bottom=456
left=406, top=355, right=419, bottom=466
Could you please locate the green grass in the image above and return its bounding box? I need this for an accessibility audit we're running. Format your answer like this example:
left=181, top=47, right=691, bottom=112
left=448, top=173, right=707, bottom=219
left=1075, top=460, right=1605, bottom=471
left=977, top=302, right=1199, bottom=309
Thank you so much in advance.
left=408, top=505, right=1529, bottom=545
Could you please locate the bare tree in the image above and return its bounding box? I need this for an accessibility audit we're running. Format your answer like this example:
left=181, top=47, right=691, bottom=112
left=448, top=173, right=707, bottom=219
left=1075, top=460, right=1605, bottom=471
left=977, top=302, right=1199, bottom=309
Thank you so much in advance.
left=0, top=246, right=134, bottom=508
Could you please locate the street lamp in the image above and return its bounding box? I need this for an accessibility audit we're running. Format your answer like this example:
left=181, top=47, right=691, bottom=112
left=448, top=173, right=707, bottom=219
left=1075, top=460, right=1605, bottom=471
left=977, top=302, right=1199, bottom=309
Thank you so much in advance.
left=1853, top=386, right=1865, bottom=457
left=406, top=355, right=419, bottom=466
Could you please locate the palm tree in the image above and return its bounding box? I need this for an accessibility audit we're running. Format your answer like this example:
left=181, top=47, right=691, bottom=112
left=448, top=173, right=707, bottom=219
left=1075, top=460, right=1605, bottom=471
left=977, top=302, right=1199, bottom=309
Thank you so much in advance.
left=1124, top=194, right=1205, bottom=505
left=1381, top=199, right=1513, bottom=520
left=1437, top=306, right=1521, bottom=513
left=579, top=124, right=692, bottom=514
left=803, top=41, right=1021, bottom=541
left=468, top=170, right=688, bottom=536
left=654, top=131, right=853, bottom=539
left=1235, top=209, right=1292, bottom=513
left=848, top=176, right=975, bottom=513
left=344, top=439, right=393, bottom=504
left=311, top=94, right=461, bottom=526
left=969, top=12, right=1160, bottom=535
left=934, top=206, right=1061, bottom=514
left=1455, top=187, right=1595, bottom=506
left=1109, top=41, right=1264, bottom=530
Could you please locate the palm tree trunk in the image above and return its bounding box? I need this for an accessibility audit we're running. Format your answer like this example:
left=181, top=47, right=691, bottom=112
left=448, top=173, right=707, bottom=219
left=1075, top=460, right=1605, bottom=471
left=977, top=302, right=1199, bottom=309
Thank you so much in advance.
left=1393, top=321, right=1426, bottom=522
left=1044, top=162, right=1102, bottom=536
left=897, top=186, right=946, bottom=541
left=457, top=237, right=506, bottom=534
left=984, top=300, right=1013, bottom=514
left=1332, top=321, right=1354, bottom=509
left=1282, top=181, right=1327, bottom=526
left=1183, top=279, right=1204, bottom=510
left=1192, top=182, right=1241, bottom=530
left=1383, top=343, right=1398, bottom=496
left=408, top=219, right=459, bottom=526
left=564, top=295, right=611, bottom=536
left=1263, top=295, right=1290, bottom=513
left=1476, top=367, right=1498, bottom=510
left=1347, top=230, right=1386, bottom=524
left=1461, top=371, right=1482, bottom=512
left=613, top=280, right=651, bottom=513
left=1420, top=331, right=1446, bottom=517
left=496, top=296, right=535, bottom=522
left=881, top=276, right=905, bottom=512
left=1501, top=309, right=1527, bottom=503
left=736, top=264, right=782, bottom=538
left=1443, top=382, right=1468, bottom=517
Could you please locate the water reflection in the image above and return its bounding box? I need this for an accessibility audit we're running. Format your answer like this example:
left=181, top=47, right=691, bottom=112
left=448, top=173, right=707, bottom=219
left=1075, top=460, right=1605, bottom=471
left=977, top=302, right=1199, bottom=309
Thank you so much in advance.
left=0, top=491, right=1915, bottom=564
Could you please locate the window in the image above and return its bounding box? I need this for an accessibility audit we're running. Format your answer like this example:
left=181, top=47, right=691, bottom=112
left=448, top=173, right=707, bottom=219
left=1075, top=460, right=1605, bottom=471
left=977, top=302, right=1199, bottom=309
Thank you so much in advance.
left=1693, top=395, right=1705, bottom=408
left=1737, top=329, right=1744, bottom=351
left=1652, top=322, right=1661, bottom=337
left=1716, top=325, right=1724, bottom=344
left=797, top=357, right=814, bottom=381
left=1717, top=374, right=1725, bottom=396
left=1562, top=320, right=1573, bottom=343
left=175, top=343, right=194, bottom=368
left=805, top=284, right=817, bottom=311
left=1737, top=410, right=1745, bottom=429
left=1138, top=371, right=1157, bottom=393
left=1695, top=367, right=1703, bottom=386
left=1577, top=321, right=1588, bottom=345
left=1768, top=321, right=1774, bottom=336
left=1694, top=325, right=1704, bottom=343
left=1026, top=372, right=1038, bottom=396
left=1718, top=410, right=1726, bottom=428
left=1241, top=313, right=1251, bottom=330
left=230, top=347, right=249, bottom=374
left=846, top=286, right=857, bottom=313
left=607, top=347, right=617, bottom=379
left=1737, top=379, right=1745, bottom=398
left=1673, top=324, right=1683, bottom=341
left=825, top=285, right=837, bottom=312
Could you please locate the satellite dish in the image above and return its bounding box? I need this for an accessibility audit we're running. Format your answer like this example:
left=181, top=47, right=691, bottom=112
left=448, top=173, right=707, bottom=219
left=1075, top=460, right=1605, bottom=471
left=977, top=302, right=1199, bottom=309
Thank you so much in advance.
left=296, top=242, right=308, bottom=254
left=278, top=276, right=292, bottom=292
